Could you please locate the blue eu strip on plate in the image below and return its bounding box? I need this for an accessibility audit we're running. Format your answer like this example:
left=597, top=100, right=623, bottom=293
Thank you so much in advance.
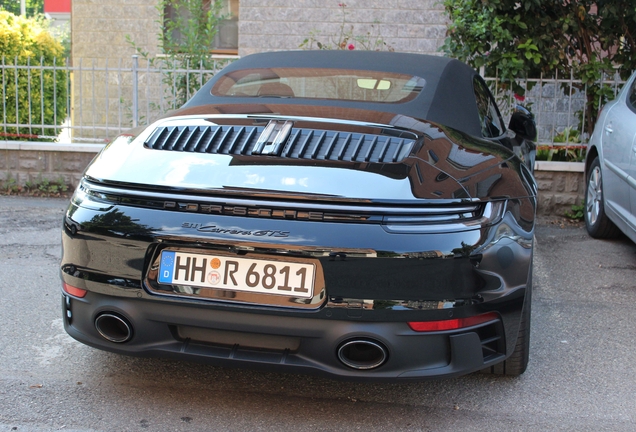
left=158, top=251, right=176, bottom=284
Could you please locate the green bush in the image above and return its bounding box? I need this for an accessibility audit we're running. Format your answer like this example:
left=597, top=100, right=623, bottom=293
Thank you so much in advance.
left=0, top=11, right=67, bottom=141
left=535, top=127, right=586, bottom=162
left=441, top=0, right=636, bottom=136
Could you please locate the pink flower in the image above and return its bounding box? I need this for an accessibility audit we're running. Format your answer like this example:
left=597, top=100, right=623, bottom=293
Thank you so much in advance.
left=514, top=94, right=525, bottom=102
left=347, top=43, right=355, bottom=50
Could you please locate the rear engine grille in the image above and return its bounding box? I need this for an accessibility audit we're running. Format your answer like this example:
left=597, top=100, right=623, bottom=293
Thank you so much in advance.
left=144, top=125, right=416, bottom=163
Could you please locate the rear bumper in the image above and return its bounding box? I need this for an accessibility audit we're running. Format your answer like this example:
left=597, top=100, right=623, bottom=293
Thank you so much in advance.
left=62, top=287, right=524, bottom=381
left=61, top=191, right=534, bottom=380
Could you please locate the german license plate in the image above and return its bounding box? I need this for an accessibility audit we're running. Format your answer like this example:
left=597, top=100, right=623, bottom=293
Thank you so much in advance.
left=158, top=251, right=315, bottom=298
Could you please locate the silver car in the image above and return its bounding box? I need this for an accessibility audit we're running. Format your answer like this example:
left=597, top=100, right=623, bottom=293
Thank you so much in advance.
left=585, top=71, right=636, bottom=243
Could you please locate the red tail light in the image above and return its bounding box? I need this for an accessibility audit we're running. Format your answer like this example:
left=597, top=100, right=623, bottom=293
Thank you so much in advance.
left=408, top=312, right=498, bottom=332
left=62, top=282, right=87, bottom=298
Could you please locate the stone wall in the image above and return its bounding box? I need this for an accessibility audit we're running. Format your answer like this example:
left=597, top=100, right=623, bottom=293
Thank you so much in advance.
left=534, top=162, right=584, bottom=216
left=0, top=143, right=100, bottom=189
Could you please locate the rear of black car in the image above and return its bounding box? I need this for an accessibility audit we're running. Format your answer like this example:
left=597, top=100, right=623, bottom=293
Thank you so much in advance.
left=61, top=117, right=534, bottom=380
left=60, top=52, right=536, bottom=380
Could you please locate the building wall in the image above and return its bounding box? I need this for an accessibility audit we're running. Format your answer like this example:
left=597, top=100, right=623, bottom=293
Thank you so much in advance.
left=71, top=0, right=162, bottom=62
left=238, top=0, right=447, bottom=56
left=71, top=0, right=163, bottom=141
left=44, top=0, right=72, bottom=13
left=68, top=0, right=448, bottom=141
left=71, top=0, right=448, bottom=61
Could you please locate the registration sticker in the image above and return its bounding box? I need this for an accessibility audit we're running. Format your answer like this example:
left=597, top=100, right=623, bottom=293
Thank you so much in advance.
left=158, top=250, right=315, bottom=298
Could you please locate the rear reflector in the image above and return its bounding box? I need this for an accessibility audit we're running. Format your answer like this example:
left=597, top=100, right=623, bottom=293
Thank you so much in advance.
left=62, top=282, right=87, bottom=298
left=408, top=312, right=498, bottom=332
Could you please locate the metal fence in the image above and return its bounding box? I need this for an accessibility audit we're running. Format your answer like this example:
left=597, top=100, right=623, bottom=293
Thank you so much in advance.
left=482, top=69, right=629, bottom=145
left=1, top=55, right=227, bottom=143
left=0, top=55, right=630, bottom=147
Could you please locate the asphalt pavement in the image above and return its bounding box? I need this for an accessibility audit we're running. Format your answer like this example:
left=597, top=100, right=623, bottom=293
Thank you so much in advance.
left=1, top=196, right=635, bottom=431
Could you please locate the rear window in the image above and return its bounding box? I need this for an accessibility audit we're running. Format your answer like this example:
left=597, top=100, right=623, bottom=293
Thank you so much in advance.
left=210, top=68, right=426, bottom=103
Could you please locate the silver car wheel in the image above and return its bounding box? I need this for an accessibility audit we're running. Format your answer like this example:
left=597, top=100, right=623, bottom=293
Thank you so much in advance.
left=586, top=165, right=602, bottom=226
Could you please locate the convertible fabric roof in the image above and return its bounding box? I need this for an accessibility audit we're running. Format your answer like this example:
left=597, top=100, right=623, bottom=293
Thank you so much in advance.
left=186, top=51, right=483, bottom=137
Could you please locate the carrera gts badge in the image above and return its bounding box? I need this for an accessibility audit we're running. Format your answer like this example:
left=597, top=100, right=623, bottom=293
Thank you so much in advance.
left=252, top=120, right=293, bottom=156
left=182, top=222, right=289, bottom=238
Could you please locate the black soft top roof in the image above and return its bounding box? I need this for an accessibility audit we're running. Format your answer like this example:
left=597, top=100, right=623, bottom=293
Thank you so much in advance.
left=186, top=51, right=483, bottom=136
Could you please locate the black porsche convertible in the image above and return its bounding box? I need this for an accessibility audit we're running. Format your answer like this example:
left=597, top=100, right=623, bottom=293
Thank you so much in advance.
left=60, top=51, right=537, bottom=380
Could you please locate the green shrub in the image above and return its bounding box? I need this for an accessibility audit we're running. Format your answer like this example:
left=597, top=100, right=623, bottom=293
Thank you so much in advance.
left=1, top=173, right=69, bottom=197
left=564, top=203, right=584, bottom=221
left=0, top=11, right=67, bottom=141
left=535, top=145, right=586, bottom=162
left=535, top=128, right=586, bottom=162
